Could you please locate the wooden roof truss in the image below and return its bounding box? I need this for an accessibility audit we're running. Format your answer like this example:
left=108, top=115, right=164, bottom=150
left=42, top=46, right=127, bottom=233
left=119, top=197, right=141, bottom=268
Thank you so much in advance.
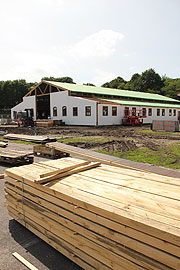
left=24, top=81, right=69, bottom=97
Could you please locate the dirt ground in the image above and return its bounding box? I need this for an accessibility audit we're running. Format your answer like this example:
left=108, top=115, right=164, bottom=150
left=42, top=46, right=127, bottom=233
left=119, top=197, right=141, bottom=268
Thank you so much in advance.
left=1, top=124, right=180, bottom=152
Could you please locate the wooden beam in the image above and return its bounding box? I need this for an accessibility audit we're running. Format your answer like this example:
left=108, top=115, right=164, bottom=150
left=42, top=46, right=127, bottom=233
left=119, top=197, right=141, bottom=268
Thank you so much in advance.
left=38, top=86, right=43, bottom=94
left=44, top=84, right=48, bottom=93
left=35, top=88, right=38, bottom=120
left=12, top=252, right=38, bottom=270
left=24, top=82, right=42, bottom=97
left=35, top=162, right=100, bottom=184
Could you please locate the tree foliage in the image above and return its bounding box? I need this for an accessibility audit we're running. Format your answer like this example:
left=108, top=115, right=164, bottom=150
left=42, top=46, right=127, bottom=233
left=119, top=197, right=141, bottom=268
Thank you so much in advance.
left=102, top=69, right=180, bottom=99
left=0, top=70, right=179, bottom=110
left=0, top=80, right=32, bottom=110
left=41, top=76, right=75, bottom=84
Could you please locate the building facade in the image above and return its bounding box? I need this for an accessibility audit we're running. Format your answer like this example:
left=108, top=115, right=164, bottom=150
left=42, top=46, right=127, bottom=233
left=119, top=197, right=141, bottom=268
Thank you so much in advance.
left=11, top=80, right=180, bottom=126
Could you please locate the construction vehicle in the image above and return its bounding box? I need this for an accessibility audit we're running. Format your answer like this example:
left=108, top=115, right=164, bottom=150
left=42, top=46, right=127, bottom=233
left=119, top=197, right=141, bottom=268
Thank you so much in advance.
left=17, top=109, right=34, bottom=127
left=122, top=108, right=146, bottom=126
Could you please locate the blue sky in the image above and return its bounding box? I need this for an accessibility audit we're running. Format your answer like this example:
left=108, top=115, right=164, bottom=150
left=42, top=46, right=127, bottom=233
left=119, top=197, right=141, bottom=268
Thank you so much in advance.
left=0, top=0, right=179, bottom=85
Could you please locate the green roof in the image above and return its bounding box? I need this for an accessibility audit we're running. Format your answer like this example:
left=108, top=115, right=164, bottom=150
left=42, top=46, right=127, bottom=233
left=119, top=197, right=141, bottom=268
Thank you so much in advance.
left=101, top=99, right=180, bottom=109
left=45, top=81, right=180, bottom=103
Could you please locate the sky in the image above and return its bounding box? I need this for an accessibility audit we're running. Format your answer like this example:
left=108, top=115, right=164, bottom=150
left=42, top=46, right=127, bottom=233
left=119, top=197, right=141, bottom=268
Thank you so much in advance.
left=0, top=0, right=179, bottom=85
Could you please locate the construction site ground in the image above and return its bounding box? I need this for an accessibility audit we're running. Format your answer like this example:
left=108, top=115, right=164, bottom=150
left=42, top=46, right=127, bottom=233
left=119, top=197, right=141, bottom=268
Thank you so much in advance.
left=1, top=124, right=180, bottom=151
left=1, top=124, right=180, bottom=270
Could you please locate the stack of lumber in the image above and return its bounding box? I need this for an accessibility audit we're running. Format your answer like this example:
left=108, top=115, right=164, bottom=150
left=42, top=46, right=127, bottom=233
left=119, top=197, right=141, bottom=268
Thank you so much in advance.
left=4, top=134, right=56, bottom=144
left=4, top=157, right=180, bottom=270
left=35, top=119, right=65, bottom=127
left=0, top=141, right=8, bottom=148
left=33, top=144, right=69, bottom=159
left=0, top=149, right=34, bottom=164
left=35, top=120, right=54, bottom=127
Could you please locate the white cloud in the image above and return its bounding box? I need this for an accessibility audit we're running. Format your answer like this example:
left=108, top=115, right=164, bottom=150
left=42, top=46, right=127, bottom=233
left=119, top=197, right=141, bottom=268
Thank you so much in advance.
left=69, top=30, right=124, bottom=59
left=92, top=69, right=118, bottom=86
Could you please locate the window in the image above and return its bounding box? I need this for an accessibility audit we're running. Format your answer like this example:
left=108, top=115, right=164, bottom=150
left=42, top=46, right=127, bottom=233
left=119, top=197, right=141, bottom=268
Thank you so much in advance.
left=53, top=107, right=57, bottom=117
left=142, top=108, right=146, bottom=116
left=148, top=108, right=152, bottom=116
left=112, top=107, right=117, bottom=116
left=132, top=107, right=136, bottom=116
left=103, top=106, right=108, bottom=116
left=73, top=107, right=78, bottom=116
left=62, top=106, right=67, bottom=116
left=169, top=109, right=172, bottom=116
left=173, top=109, right=176, bottom=116
left=85, top=106, right=91, bottom=116
left=124, top=107, right=129, bottom=116
left=157, top=109, right=160, bottom=116
left=162, top=109, right=165, bottom=116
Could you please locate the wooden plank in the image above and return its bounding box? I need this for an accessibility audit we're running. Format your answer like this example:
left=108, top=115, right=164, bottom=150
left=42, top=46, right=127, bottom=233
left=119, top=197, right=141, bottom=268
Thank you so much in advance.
left=6, top=189, right=180, bottom=269
left=4, top=173, right=179, bottom=251
left=5, top=169, right=180, bottom=248
left=0, top=141, right=8, bottom=148
left=6, top=199, right=149, bottom=270
left=12, top=252, right=38, bottom=270
left=39, top=160, right=90, bottom=178
left=36, top=162, right=100, bottom=184
left=5, top=181, right=179, bottom=258
left=9, top=209, right=99, bottom=270
left=4, top=134, right=56, bottom=143
left=49, top=176, right=180, bottom=229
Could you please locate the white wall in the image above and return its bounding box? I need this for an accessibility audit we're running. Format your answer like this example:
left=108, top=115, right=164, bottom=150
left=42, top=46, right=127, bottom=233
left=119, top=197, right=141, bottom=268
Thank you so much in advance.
left=50, top=91, right=97, bottom=125
left=97, top=104, right=179, bottom=125
left=11, top=96, right=36, bottom=120
left=11, top=92, right=180, bottom=126
left=127, top=106, right=179, bottom=123
left=98, top=104, right=124, bottom=125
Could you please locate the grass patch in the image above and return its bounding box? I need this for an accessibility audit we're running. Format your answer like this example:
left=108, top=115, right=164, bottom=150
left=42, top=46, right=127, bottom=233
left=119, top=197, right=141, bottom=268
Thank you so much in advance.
left=0, top=136, right=37, bottom=145
left=95, top=144, right=180, bottom=169
left=8, top=140, right=37, bottom=145
left=57, top=136, right=113, bottom=144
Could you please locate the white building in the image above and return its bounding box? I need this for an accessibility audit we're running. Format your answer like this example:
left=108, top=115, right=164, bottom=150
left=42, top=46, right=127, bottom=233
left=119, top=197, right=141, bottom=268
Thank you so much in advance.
left=11, top=80, right=180, bottom=126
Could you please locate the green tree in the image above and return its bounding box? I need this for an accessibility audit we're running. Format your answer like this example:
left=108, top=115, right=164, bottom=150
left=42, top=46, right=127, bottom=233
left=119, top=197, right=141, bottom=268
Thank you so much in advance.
left=41, top=76, right=75, bottom=84
left=161, top=78, right=180, bottom=99
left=102, top=76, right=126, bottom=89
left=0, top=80, right=31, bottom=109
left=139, top=69, right=164, bottom=93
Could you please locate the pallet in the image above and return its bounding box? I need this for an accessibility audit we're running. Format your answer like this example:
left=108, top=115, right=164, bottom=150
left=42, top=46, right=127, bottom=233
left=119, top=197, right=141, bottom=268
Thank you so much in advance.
left=33, top=145, right=70, bottom=159
left=4, top=134, right=56, bottom=144
left=4, top=157, right=180, bottom=270
left=0, top=149, right=34, bottom=165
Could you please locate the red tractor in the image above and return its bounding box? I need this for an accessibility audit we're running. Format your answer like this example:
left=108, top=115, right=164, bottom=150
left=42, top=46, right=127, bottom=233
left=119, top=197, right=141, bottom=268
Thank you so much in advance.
left=122, top=108, right=146, bottom=126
